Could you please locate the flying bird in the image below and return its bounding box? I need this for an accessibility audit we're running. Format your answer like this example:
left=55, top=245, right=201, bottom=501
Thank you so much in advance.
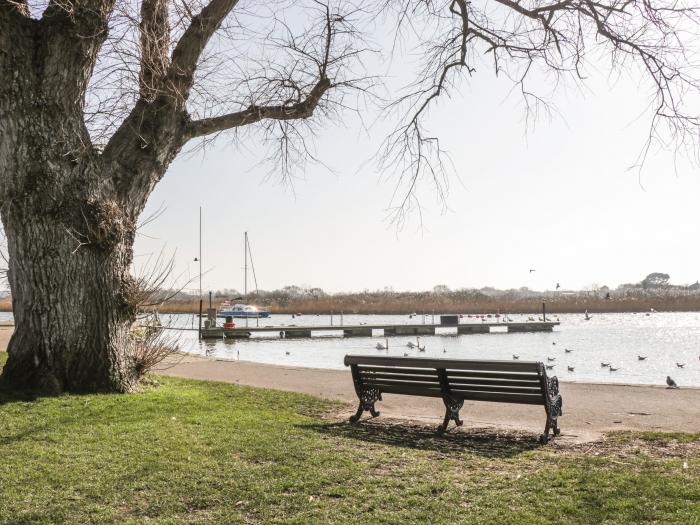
left=567, top=366, right=575, bottom=372
left=512, top=355, right=520, bottom=360
left=666, top=376, right=679, bottom=389
left=638, top=356, right=647, bottom=360
left=556, top=283, right=561, bottom=290
left=565, top=348, right=572, bottom=353
left=529, top=269, right=536, bottom=273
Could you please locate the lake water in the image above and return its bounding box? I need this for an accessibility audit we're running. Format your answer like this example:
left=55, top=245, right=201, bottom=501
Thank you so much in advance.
left=157, top=312, right=700, bottom=388
left=1, top=311, right=697, bottom=387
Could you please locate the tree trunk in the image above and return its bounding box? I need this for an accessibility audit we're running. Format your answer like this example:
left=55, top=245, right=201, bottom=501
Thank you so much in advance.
left=1, top=201, right=140, bottom=393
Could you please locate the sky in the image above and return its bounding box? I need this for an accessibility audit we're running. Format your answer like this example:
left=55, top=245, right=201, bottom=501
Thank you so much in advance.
left=133, top=14, right=700, bottom=295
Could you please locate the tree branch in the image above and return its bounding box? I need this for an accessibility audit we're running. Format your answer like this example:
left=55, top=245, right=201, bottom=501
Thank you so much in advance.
left=165, top=0, right=241, bottom=103
left=185, top=77, right=332, bottom=139
left=139, top=0, right=171, bottom=101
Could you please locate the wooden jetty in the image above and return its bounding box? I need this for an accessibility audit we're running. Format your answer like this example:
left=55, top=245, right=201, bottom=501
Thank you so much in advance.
left=199, top=320, right=559, bottom=340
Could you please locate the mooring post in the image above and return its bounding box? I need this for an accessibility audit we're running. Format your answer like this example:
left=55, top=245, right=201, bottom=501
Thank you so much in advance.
left=542, top=302, right=546, bottom=322
left=198, top=299, right=203, bottom=340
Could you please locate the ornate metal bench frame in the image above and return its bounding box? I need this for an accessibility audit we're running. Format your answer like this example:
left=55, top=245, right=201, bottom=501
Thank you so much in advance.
left=347, top=358, right=563, bottom=444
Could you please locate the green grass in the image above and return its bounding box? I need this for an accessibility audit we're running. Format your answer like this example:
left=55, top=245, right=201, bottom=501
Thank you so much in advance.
left=0, top=353, right=698, bottom=524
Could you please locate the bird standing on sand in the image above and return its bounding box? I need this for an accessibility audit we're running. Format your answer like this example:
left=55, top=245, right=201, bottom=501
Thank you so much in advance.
left=666, top=376, right=679, bottom=389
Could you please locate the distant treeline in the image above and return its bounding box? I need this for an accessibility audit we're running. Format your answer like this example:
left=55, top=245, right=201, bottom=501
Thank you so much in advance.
left=149, top=284, right=700, bottom=315
left=2, top=273, right=699, bottom=315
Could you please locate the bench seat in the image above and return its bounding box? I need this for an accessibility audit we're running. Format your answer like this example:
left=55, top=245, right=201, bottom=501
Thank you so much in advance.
left=344, top=355, right=563, bottom=443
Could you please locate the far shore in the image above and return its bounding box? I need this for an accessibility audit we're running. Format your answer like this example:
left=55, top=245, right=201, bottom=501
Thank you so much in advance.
left=7, top=294, right=700, bottom=316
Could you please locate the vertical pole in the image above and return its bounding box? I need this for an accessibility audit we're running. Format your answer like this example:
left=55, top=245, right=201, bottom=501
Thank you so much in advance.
left=198, top=299, right=203, bottom=340
left=331, top=311, right=333, bottom=326
left=198, top=206, right=202, bottom=301
left=209, top=291, right=212, bottom=310
left=542, top=302, right=546, bottom=322
left=244, top=231, right=248, bottom=303
left=341, top=311, right=344, bottom=326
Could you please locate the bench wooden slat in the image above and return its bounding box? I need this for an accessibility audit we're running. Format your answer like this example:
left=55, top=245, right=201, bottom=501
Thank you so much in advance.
left=366, top=383, right=444, bottom=397
left=445, top=370, right=541, bottom=380
left=357, top=365, right=440, bottom=376
left=346, top=355, right=540, bottom=373
left=361, top=378, right=441, bottom=389
left=445, top=378, right=541, bottom=388
left=447, top=384, right=544, bottom=395
left=449, top=390, right=545, bottom=404
left=358, top=372, right=440, bottom=382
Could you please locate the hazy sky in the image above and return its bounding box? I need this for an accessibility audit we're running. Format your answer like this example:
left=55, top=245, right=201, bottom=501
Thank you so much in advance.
left=134, top=31, right=700, bottom=295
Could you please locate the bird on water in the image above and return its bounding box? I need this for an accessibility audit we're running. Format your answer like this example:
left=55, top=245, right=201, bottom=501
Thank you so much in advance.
left=666, top=376, right=679, bottom=389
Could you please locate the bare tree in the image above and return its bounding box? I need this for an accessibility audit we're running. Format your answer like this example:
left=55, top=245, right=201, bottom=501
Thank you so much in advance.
left=0, top=0, right=698, bottom=393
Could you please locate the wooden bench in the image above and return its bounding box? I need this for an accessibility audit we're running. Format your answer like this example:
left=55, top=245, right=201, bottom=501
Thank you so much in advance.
left=344, top=355, right=563, bottom=443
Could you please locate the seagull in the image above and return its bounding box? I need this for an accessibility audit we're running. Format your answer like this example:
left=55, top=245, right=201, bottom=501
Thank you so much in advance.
left=403, top=352, right=409, bottom=357
left=666, top=376, right=679, bottom=389
left=529, top=269, right=536, bottom=273
left=547, top=357, right=556, bottom=362
left=443, top=348, right=447, bottom=353
left=285, top=351, right=290, bottom=355
left=552, top=342, right=556, bottom=346
left=609, top=367, right=619, bottom=372
left=567, top=366, right=575, bottom=372
left=406, top=341, right=416, bottom=349
left=512, top=355, right=520, bottom=360
left=601, top=362, right=610, bottom=367
left=676, top=363, right=685, bottom=368
left=565, top=348, right=572, bottom=353
left=556, top=282, right=560, bottom=290
left=376, top=342, right=386, bottom=350
left=638, top=356, right=647, bottom=360
left=546, top=364, right=555, bottom=370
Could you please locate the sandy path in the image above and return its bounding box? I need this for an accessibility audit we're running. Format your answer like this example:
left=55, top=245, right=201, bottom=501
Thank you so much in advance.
left=157, top=354, right=700, bottom=443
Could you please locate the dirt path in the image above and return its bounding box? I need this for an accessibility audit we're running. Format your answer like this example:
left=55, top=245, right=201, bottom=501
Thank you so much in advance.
left=157, top=354, right=700, bottom=443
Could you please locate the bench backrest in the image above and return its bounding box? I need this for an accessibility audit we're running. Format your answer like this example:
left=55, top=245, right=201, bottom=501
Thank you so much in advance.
left=344, top=355, right=548, bottom=405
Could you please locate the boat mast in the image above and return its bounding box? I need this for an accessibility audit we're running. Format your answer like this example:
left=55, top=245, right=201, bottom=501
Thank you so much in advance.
left=244, top=231, right=248, bottom=303
left=198, top=206, right=202, bottom=300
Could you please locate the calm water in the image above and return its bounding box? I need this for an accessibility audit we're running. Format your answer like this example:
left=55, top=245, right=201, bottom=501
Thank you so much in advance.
left=157, top=312, right=700, bottom=388
left=1, top=311, right=697, bottom=387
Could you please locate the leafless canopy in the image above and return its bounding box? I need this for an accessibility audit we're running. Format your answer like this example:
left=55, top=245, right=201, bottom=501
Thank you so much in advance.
left=378, top=0, right=700, bottom=225
left=2, top=0, right=699, bottom=221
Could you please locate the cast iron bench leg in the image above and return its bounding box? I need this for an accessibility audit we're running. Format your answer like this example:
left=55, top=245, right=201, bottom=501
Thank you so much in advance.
left=437, top=397, right=464, bottom=435
left=349, top=387, right=382, bottom=423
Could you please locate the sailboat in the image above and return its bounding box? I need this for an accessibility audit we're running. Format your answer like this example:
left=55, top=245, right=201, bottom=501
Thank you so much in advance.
left=219, top=232, right=271, bottom=318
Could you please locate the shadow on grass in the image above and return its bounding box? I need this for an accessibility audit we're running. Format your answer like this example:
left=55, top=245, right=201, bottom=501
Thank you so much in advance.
left=301, top=419, right=540, bottom=458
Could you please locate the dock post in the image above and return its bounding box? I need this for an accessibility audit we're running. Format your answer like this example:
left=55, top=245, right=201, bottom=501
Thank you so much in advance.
left=542, top=302, right=546, bottom=322
left=198, top=299, right=203, bottom=340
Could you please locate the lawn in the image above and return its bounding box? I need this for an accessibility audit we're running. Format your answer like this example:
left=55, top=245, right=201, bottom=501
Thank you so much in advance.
left=0, top=351, right=698, bottom=524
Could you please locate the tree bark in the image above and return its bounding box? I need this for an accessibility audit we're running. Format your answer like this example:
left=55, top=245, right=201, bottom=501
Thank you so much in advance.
left=1, top=205, right=139, bottom=393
